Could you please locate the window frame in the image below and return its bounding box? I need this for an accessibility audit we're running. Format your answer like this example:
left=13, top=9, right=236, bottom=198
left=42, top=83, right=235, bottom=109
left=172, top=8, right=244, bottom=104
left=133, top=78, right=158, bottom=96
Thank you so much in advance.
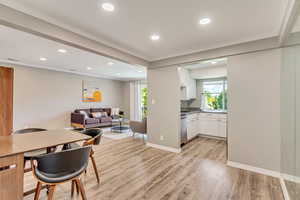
left=199, top=77, right=227, bottom=111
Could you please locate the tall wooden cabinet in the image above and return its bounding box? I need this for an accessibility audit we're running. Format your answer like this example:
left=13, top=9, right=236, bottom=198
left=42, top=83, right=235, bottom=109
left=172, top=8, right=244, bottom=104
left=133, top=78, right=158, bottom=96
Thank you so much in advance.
left=0, top=67, right=13, bottom=136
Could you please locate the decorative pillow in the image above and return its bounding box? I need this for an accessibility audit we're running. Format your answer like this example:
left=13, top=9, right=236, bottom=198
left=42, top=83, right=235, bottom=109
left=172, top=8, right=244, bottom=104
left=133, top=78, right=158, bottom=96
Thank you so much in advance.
left=79, top=111, right=89, bottom=119
left=111, top=108, right=120, bottom=116
left=92, top=112, right=107, bottom=118
left=100, top=112, right=108, bottom=117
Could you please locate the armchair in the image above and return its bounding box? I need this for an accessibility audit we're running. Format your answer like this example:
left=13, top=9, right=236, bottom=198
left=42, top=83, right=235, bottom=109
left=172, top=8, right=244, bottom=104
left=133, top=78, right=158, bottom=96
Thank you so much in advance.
left=130, top=119, right=147, bottom=142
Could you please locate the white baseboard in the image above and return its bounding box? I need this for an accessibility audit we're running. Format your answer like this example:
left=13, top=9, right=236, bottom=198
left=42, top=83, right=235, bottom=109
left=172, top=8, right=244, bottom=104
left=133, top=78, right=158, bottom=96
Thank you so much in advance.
left=280, top=177, right=290, bottom=200
left=281, top=173, right=300, bottom=183
left=227, top=161, right=281, bottom=178
left=146, top=143, right=181, bottom=153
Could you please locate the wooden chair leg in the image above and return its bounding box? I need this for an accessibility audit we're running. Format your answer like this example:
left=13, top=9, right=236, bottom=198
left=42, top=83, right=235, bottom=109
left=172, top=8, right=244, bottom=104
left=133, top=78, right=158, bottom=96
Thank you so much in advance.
left=47, top=185, right=56, bottom=200
left=71, top=180, right=79, bottom=196
left=90, top=155, right=100, bottom=183
left=75, top=180, right=80, bottom=194
left=71, top=180, right=75, bottom=196
left=75, top=178, right=87, bottom=200
left=34, top=181, right=42, bottom=200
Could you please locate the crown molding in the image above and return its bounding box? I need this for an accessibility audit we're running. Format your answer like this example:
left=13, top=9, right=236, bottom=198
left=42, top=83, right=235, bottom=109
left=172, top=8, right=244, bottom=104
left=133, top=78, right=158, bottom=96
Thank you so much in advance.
left=279, top=0, right=300, bottom=45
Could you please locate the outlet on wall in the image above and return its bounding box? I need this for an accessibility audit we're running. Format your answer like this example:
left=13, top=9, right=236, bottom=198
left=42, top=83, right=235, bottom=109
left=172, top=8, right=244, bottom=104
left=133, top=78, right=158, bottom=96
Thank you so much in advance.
left=160, top=135, right=164, bottom=141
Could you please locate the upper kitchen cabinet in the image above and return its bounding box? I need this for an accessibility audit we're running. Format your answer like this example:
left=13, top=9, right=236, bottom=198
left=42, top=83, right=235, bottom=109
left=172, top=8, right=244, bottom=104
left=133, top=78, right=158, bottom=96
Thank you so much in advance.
left=178, top=67, right=196, bottom=100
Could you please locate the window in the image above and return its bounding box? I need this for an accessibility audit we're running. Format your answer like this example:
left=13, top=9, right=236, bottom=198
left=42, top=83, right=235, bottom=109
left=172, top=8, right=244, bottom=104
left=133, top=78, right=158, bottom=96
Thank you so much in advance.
left=140, top=84, right=148, bottom=119
left=131, top=81, right=147, bottom=121
left=200, top=79, right=227, bottom=111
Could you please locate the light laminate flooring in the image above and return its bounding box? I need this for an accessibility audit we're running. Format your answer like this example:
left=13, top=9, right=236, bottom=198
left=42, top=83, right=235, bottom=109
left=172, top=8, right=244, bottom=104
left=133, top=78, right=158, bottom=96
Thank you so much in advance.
left=285, top=180, right=300, bottom=200
left=24, top=136, right=284, bottom=200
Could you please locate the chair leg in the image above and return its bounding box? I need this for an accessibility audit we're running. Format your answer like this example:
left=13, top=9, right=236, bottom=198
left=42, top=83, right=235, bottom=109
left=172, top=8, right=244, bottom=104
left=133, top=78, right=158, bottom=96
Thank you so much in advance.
left=34, top=181, right=42, bottom=200
left=75, top=180, right=80, bottom=194
left=47, top=185, right=56, bottom=200
left=75, top=178, right=87, bottom=200
left=71, top=180, right=75, bottom=196
left=71, top=179, right=79, bottom=196
left=90, top=155, right=100, bottom=183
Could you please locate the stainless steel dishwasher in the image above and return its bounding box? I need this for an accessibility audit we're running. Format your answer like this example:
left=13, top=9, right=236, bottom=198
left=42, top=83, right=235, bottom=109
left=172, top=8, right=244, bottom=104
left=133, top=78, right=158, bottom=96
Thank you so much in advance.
left=181, top=115, right=187, bottom=145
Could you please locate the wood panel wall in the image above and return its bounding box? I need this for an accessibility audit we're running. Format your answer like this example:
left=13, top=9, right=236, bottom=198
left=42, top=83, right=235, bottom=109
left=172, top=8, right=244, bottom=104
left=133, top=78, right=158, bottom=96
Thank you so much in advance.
left=0, top=67, right=13, bottom=136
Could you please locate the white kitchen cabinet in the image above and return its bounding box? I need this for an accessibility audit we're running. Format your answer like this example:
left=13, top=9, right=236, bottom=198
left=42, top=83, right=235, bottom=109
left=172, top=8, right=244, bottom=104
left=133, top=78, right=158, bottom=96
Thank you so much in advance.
left=201, top=118, right=219, bottom=136
left=186, top=114, right=199, bottom=140
left=178, top=67, right=189, bottom=87
left=185, top=113, right=227, bottom=141
left=218, top=119, right=227, bottom=137
left=187, top=79, right=196, bottom=99
left=178, top=68, right=196, bottom=100
left=198, top=113, right=227, bottom=138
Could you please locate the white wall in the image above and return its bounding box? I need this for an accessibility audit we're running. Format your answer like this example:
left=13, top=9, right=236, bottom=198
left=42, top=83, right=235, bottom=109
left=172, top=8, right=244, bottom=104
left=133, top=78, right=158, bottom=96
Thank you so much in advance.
left=189, top=65, right=227, bottom=79
left=147, top=66, right=181, bottom=149
left=12, top=65, right=125, bottom=130
left=227, top=49, right=281, bottom=172
left=281, top=45, right=300, bottom=177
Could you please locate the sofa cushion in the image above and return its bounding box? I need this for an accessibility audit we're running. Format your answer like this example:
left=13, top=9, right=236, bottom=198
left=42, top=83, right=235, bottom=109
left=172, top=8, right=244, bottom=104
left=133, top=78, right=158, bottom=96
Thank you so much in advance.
left=85, top=118, right=99, bottom=124
left=75, top=109, right=91, bottom=114
left=100, top=117, right=112, bottom=123
left=111, top=108, right=120, bottom=116
left=92, top=112, right=108, bottom=118
left=103, top=108, right=112, bottom=116
left=90, top=108, right=111, bottom=116
left=91, top=112, right=102, bottom=118
left=90, top=108, right=104, bottom=113
left=79, top=111, right=90, bottom=119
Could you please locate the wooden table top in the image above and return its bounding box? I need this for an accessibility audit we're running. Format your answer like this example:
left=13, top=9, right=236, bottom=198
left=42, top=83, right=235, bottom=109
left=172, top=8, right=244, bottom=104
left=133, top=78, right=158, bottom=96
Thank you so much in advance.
left=0, top=130, right=90, bottom=158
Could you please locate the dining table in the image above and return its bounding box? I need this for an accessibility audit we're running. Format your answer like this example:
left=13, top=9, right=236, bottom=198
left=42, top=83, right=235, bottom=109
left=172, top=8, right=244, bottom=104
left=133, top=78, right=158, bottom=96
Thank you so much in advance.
left=0, top=129, right=91, bottom=200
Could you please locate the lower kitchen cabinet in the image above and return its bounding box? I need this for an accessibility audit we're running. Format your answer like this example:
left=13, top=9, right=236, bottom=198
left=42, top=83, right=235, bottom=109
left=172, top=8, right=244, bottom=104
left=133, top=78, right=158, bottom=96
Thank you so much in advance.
left=186, top=113, right=227, bottom=140
left=217, top=119, right=227, bottom=137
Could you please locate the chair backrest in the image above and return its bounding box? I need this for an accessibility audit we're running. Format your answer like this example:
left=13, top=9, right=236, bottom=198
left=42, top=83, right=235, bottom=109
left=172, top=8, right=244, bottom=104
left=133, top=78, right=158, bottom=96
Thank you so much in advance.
left=82, top=129, right=103, bottom=145
left=34, top=146, right=91, bottom=174
left=14, top=128, right=47, bottom=134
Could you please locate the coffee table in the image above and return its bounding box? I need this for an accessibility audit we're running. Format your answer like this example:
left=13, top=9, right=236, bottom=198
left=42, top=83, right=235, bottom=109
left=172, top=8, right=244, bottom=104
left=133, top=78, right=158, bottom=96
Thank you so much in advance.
left=111, top=118, right=130, bottom=133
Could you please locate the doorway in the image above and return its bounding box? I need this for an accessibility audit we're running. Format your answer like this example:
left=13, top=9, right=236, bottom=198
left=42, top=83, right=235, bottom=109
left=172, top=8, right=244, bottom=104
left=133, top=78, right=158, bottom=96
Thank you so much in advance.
left=0, top=66, right=13, bottom=136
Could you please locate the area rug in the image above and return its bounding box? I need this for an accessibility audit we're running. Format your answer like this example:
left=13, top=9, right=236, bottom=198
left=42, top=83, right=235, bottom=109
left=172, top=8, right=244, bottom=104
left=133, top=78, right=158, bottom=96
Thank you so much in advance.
left=102, top=128, right=133, bottom=140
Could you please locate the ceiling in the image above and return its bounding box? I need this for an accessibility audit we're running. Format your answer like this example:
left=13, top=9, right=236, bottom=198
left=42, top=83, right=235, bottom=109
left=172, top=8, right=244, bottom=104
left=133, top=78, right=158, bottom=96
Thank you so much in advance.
left=0, top=0, right=287, bottom=61
left=292, top=11, right=300, bottom=33
left=184, top=58, right=227, bottom=70
left=0, top=25, right=146, bottom=81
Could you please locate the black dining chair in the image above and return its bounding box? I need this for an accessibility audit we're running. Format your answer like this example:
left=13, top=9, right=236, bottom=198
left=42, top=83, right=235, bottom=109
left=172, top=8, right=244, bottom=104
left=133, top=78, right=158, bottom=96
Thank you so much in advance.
left=14, top=128, right=57, bottom=196
left=14, top=128, right=51, bottom=172
left=31, top=146, right=91, bottom=200
left=63, top=129, right=103, bottom=183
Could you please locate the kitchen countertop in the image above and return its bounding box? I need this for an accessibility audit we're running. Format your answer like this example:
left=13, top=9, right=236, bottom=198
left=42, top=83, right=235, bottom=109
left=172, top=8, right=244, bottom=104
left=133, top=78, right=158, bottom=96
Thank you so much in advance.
left=181, top=109, right=227, bottom=117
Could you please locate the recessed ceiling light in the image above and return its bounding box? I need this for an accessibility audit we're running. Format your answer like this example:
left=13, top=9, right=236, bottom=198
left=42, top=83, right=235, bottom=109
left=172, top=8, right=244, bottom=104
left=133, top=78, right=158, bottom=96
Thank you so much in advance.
left=87, top=67, right=93, bottom=70
left=138, top=70, right=143, bottom=73
left=40, top=57, right=47, bottom=61
left=211, top=61, right=217, bottom=64
left=107, top=62, right=114, bottom=66
left=199, top=18, right=211, bottom=25
left=102, top=2, right=115, bottom=12
left=150, top=34, right=160, bottom=41
left=58, top=49, right=67, bottom=53
left=116, top=73, right=121, bottom=76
